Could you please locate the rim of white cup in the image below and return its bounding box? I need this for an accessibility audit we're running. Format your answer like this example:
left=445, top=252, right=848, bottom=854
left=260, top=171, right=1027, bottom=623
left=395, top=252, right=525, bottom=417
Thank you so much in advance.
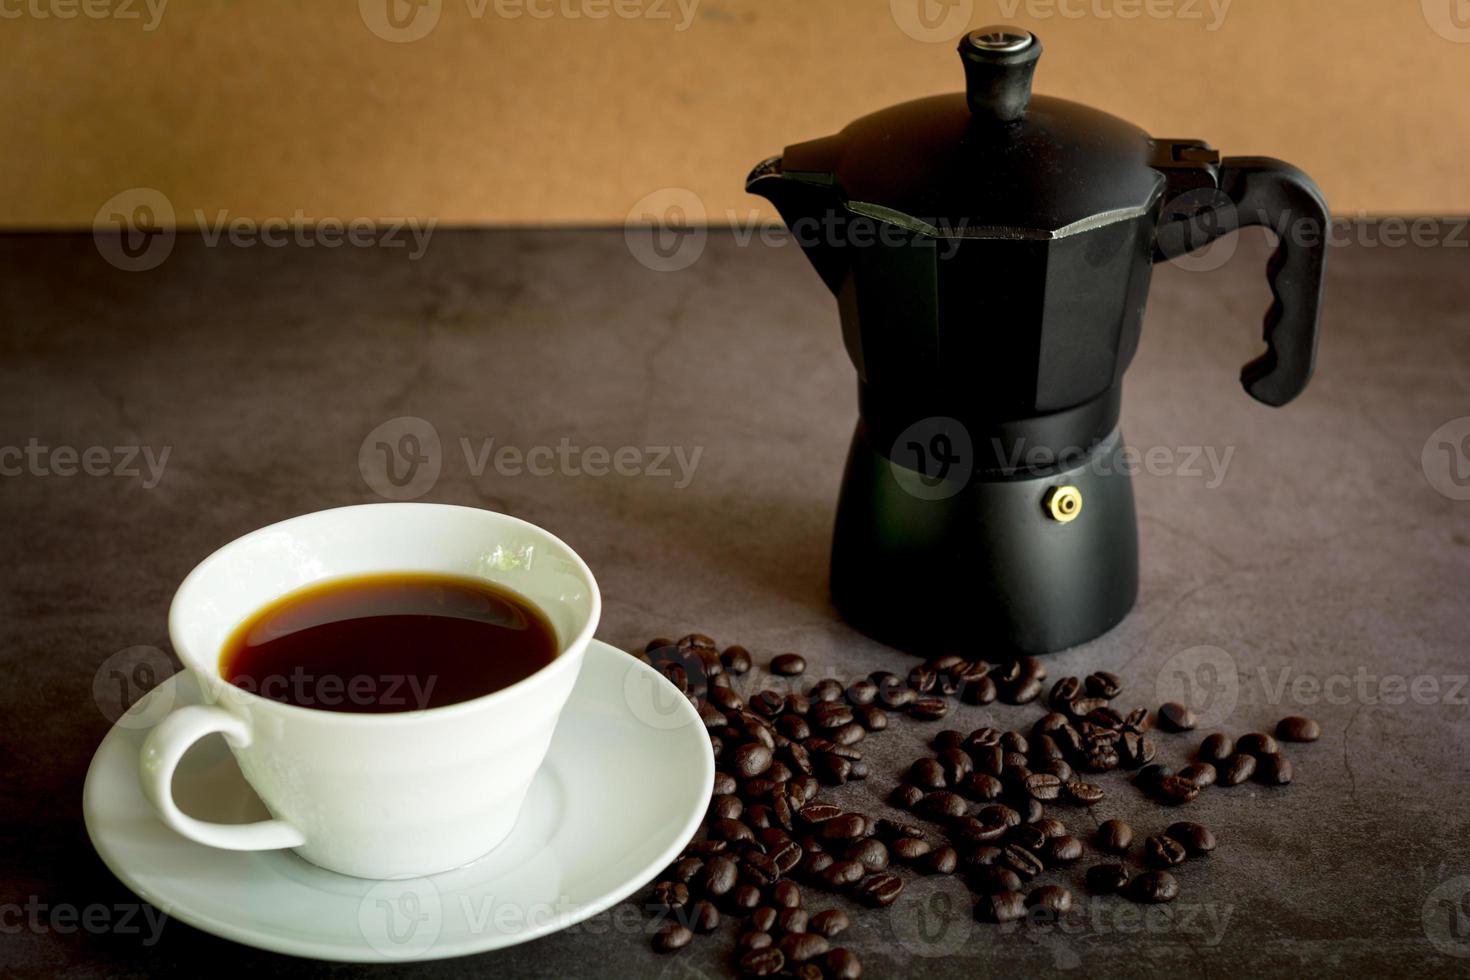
left=167, top=503, right=602, bottom=726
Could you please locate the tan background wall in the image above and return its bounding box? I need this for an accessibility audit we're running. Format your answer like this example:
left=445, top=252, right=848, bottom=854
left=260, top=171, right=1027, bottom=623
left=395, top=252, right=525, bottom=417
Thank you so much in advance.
left=3, top=0, right=1468, bottom=227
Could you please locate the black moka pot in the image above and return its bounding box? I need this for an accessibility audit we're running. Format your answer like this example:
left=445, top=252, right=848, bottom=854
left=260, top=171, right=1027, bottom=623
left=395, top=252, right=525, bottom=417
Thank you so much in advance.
left=747, top=27, right=1328, bottom=656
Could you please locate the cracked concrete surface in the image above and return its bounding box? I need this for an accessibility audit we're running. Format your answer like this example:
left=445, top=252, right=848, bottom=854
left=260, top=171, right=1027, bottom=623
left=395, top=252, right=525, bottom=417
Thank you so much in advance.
left=0, top=229, right=1467, bottom=978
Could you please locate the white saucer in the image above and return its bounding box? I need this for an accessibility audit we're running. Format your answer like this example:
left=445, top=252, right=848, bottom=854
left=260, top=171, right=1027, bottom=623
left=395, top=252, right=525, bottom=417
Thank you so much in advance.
left=83, top=639, right=714, bottom=962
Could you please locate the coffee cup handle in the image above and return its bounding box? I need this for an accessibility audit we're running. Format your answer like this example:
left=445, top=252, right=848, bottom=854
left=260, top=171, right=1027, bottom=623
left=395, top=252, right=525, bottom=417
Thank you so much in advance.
left=140, top=704, right=306, bottom=851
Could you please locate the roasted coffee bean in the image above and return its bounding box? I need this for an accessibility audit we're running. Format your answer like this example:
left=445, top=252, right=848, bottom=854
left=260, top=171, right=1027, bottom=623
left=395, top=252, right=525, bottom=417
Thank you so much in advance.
left=1155, top=774, right=1200, bottom=806
left=962, top=772, right=1005, bottom=801
left=653, top=923, right=692, bottom=952
left=1008, top=824, right=1048, bottom=851
left=820, top=813, right=867, bottom=841
left=854, top=872, right=904, bottom=907
left=1135, top=763, right=1172, bottom=790
left=965, top=726, right=1004, bottom=748
left=907, top=758, right=946, bottom=790
left=670, top=857, right=703, bottom=883
left=770, top=840, right=804, bottom=875
left=751, top=690, right=784, bottom=716
left=776, top=907, right=808, bottom=933
left=819, top=860, right=865, bottom=889
left=970, top=745, right=1004, bottom=778
left=889, top=784, right=924, bottom=810
left=808, top=679, right=844, bottom=702
left=877, top=683, right=917, bottom=710
left=1122, top=707, right=1149, bottom=732
left=951, top=816, right=1006, bottom=849
left=741, top=854, right=780, bottom=887
left=1027, top=885, right=1073, bottom=913
left=644, top=638, right=675, bottom=654
left=809, top=908, right=850, bottom=938
left=963, top=845, right=1004, bottom=869
left=1030, top=734, right=1065, bottom=764
left=1000, top=844, right=1045, bottom=880
left=1219, top=753, right=1256, bottom=786
left=907, top=665, right=937, bottom=693
left=1002, top=729, right=1030, bottom=752
left=1046, top=835, right=1083, bottom=865
left=699, top=855, right=738, bottom=896
left=688, top=899, right=720, bottom=933
left=1255, top=753, right=1293, bottom=785
left=1065, top=779, right=1105, bottom=805
left=917, top=791, right=968, bottom=820
left=1018, top=798, right=1045, bottom=824
left=876, top=818, right=925, bottom=840
left=976, top=890, right=1028, bottom=923
left=739, top=946, right=784, bottom=975
left=1178, top=762, right=1217, bottom=788
left=825, top=741, right=863, bottom=762
left=1086, top=863, right=1130, bottom=895
left=729, top=887, right=764, bottom=916
left=750, top=906, right=779, bottom=933
left=721, top=645, right=752, bottom=674
left=778, top=932, right=830, bottom=963
left=771, top=653, right=806, bottom=676
left=847, top=838, right=889, bottom=872
left=738, top=927, right=774, bottom=952
left=778, top=715, right=813, bottom=742
left=1145, top=834, right=1188, bottom=867
left=891, top=837, right=932, bottom=862
left=921, top=846, right=959, bottom=875
left=710, top=688, right=744, bottom=715
left=1085, top=671, right=1122, bottom=699
left=1024, top=773, right=1064, bottom=801
left=771, top=880, right=803, bottom=909
left=962, top=676, right=999, bottom=705
left=1096, top=819, right=1133, bottom=854
left=686, top=839, right=729, bottom=857
left=658, top=662, right=690, bottom=694
left=1199, top=733, right=1234, bottom=763
left=798, top=851, right=834, bottom=879
left=1236, top=731, right=1279, bottom=756
left=980, top=803, right=1022, bottom=829
left=1277, top=715, right=1321, bottom=742
left=814, top=754, right=853, bottom=785
left=971, top=864, right=1023, bottom=894
left=825, top=947, right=863, bottom=980
left=852, top=704, right=888, bottom=731
left=937, top=747, right=973, bottom=785
left=713, top=771, right=738, bottom=796
left=831, top=722, right=867, bottom=747
left=711, top=794, right=744, bottom=820
left=1067, top=696, right=1109, bottom=719
left=1118, top=732, right=1154, bottom=769
left=1049, top=676, right=1083, bottom=709
left=1082, top=745, right=1121, bottom=773
left=699, top=703, right=729, bottom=730
left=1033, top=712, right=1071, bottom=736
left=1035, top=817, right=1068, bottom=838
left=910, top=697, right=950, bottom=721
left=1157, top=702, right=1197, bottom=732
left=1166, top=821, right=1217, bottom=856
left=711, top=817, right=755, bottom=843
left=651, top=880, right=689, bottom=911
left=677, top=633, right=717, bottom=653
left=811, top=702, right=854, bottom=730
left=1128, top=870, right=1180, bottom=904
left=799, top=803, right=842, bottom=826
left=1087, top=705, right=1126, bottom=729
left=840, top=680, right=874, bottom=706
left=999, top=675, right=1043, bottom=705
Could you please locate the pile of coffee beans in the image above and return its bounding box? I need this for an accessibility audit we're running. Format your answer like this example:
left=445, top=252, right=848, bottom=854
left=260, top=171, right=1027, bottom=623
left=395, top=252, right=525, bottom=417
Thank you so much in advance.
left=631, top=635, right=1317, bottom=976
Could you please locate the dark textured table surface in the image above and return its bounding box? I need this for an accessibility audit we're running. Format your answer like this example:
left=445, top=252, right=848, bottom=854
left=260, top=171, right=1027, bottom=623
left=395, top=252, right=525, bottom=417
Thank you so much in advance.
left=1, top=227, right=1468, bottom=978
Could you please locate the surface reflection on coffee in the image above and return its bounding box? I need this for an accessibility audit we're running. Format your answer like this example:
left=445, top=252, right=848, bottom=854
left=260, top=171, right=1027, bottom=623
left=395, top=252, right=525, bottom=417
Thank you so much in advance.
left=220, top=572, right=558, bottom=713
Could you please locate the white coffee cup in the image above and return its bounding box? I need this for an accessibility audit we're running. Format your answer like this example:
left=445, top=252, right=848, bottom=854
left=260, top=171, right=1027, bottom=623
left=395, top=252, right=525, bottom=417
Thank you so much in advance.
left=140, top=503, right=600, bottom=879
